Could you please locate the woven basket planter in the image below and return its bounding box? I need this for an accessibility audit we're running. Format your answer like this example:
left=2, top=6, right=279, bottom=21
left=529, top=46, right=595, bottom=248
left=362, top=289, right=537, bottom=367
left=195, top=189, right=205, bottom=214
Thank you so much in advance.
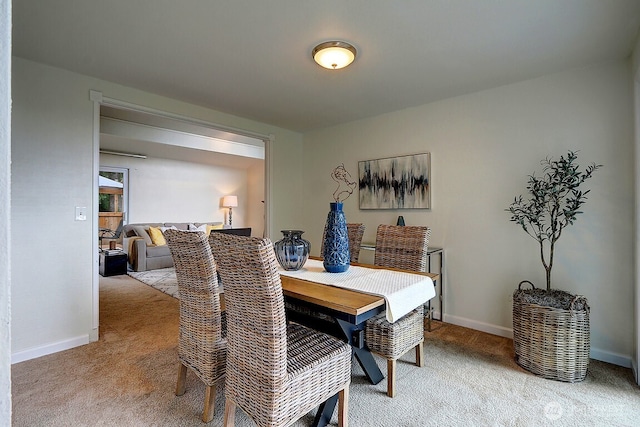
left=512, top=281, right=590, bottom=382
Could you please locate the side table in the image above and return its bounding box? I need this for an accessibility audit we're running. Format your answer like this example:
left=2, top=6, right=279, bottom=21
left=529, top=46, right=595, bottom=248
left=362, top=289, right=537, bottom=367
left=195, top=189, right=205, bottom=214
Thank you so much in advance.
left=99, top=252, right=128, bottom=277
left=425, top=247, right=445, bottom=329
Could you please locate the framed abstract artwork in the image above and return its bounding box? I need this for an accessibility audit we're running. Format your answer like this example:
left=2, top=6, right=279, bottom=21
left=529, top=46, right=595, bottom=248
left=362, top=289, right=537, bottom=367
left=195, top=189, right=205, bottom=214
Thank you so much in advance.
left=358, top=153, right=431, bottom=210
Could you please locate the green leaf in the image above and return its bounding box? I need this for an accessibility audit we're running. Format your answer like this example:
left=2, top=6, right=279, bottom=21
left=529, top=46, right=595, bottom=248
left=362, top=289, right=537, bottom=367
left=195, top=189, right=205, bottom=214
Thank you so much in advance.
left=506, top=150, right=602, bottom=290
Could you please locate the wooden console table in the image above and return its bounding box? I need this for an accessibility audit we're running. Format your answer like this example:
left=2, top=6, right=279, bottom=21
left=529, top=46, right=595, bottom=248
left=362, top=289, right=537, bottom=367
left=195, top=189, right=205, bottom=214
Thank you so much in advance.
left=279, top=259, right=436, bottom=427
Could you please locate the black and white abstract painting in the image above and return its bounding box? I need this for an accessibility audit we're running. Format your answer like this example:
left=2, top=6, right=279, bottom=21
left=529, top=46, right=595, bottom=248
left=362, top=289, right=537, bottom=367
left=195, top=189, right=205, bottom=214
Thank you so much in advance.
left=358, top=153, right=431, bottom=209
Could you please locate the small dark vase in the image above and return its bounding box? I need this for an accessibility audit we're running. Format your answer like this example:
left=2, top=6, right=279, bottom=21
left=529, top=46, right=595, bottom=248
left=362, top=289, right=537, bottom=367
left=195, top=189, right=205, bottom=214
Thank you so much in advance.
left=322, top=202, right=350, bottom=273
left=274, top=230, right=310, bottom=271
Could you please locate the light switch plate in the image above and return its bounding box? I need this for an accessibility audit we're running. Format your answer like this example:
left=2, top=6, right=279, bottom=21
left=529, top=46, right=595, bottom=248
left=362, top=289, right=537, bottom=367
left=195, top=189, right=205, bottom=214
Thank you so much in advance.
left=75, top=206, right=87, bottom=221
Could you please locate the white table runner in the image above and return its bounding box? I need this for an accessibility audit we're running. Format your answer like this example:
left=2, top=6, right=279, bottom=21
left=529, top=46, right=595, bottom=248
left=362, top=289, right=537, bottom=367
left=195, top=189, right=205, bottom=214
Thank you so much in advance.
left=278, top=259, right=435, bottom=323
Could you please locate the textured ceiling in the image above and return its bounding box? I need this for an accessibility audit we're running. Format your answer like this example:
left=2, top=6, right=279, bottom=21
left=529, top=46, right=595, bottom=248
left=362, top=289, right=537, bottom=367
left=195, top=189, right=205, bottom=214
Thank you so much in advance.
left=12, top=0, right=640, bottom=132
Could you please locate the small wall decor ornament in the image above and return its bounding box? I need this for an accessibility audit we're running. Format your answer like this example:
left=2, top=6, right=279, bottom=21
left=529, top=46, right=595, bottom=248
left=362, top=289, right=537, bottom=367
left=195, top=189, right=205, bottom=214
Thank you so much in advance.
left=323, top=164, right=356, bottom=273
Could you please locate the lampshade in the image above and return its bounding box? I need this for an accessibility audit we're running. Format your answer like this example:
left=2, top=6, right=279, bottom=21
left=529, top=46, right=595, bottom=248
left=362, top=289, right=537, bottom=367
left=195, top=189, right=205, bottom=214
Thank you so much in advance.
left=312, top=41, right=357, bottom=70
left=222, top=195, right=238, bottom=207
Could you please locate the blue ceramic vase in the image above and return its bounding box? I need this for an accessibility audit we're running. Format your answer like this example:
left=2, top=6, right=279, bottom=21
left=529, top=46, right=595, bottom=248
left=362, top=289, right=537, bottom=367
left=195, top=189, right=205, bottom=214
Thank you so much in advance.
left=274, top=230, right=310, bottom=271
left=322, top=202, right=350, bottom=273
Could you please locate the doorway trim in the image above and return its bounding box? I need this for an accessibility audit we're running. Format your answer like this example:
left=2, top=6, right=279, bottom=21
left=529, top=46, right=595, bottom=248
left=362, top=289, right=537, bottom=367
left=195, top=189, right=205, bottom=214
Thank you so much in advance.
left=90, top=90, right=273, bottom=340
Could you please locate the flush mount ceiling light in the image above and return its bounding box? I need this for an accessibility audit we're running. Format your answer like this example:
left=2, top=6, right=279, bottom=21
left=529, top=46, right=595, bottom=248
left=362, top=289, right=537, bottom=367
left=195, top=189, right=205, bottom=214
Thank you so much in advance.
left=312, top=41, right=357, bottom=70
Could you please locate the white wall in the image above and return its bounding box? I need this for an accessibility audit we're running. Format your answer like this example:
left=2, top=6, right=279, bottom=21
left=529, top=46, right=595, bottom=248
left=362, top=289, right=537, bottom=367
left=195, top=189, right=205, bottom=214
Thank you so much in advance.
left=632, top=33, right=640, bottom=383
left=11, top=54, right=635, bottom=368
left=12, top=58, right=95, bottom=360
left=0, top=0, right=11, bottom=424
left=11, top=57, right=304, bottom=361
left=100, top=153, right=256, bottom=228
left=302, top=60, right=634, bottom=366
left=247, top=162, right=266, bottom=237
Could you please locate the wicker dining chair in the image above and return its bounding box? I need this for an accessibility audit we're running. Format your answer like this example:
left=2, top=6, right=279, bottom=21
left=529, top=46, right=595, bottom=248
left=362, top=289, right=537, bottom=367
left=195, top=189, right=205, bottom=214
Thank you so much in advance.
left=365, top=224, right=431, bottom=398
left=164, top=229, right=227, bottom=423
left=209, top=233, right=352, bottom=427
left=320, top=223, right=366, bottom=263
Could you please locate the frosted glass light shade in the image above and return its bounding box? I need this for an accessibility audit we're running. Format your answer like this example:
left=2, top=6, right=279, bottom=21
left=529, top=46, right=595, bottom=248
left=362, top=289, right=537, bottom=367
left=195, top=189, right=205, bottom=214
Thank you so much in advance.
left=313, top=41, right=357, bottom=70
left=222, top=195, right=238, bottom=207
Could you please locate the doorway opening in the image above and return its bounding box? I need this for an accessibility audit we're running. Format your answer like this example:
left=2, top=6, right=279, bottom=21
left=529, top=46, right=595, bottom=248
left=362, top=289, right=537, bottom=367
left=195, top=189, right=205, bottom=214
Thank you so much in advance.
left=91, top=90, right=272, bottom=343
left=98, top=167, right=128, bottom=250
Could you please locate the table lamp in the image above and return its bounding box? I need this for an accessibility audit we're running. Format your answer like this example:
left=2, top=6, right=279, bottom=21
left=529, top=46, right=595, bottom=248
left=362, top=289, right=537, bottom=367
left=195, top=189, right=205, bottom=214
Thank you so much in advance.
left=222, top=195, right=238, bottom=227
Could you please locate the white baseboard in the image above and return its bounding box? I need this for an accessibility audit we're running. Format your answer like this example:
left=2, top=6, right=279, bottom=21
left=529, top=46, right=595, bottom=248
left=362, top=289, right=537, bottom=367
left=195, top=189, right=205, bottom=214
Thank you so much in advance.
left=632, top=358, right=639, bottom=384
left=441, top=314, right=633, bottom=368
left=443, top=313, right=513, bottom=339
left=89, top=327, right=99, bottom=343
left=590, top=348, right=632, bottom=368
left=11, top=319, right=635, bottom=370
left=11, top=335, right=89, bottom=364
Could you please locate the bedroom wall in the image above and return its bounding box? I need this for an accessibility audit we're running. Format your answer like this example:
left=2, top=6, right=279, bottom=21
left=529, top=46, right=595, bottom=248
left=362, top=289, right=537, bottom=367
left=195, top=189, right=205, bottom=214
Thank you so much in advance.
left=99, top=153, right=255, bottom=228
left=301, top=60, right=634, bottom=366
left=11, top=57, right=303, bottom=361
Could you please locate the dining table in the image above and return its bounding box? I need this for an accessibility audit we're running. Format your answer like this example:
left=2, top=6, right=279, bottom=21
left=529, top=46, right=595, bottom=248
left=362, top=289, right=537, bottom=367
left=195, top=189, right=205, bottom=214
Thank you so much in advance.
left=278, top=257, right=438, bottom=427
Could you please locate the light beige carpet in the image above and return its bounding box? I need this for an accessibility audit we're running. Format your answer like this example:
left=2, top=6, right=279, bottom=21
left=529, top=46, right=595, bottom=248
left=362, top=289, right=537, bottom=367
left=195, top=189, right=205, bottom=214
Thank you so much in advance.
left=11, top=274, right=640, bottom=426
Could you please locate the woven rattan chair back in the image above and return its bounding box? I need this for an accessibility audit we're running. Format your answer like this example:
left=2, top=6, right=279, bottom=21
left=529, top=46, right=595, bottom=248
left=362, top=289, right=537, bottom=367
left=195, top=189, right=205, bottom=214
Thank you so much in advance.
left=210, top=233, right=352, bottom=427
left=210, top=233, right=288, bottom=390
left=164, top=229, right=226, bottom=422
left=366, top=224, right=431, bottom=398
left=320, top=223, right=366, bottom=263
left=346, top=223, right=365, bottom=263
left=373, top=224, right=431, bottom=271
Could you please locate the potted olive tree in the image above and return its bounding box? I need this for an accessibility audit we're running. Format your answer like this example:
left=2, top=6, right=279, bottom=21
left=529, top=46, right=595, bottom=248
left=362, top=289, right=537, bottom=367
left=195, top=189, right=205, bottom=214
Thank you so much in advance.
left=507, top=150, right=601, bottom=382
